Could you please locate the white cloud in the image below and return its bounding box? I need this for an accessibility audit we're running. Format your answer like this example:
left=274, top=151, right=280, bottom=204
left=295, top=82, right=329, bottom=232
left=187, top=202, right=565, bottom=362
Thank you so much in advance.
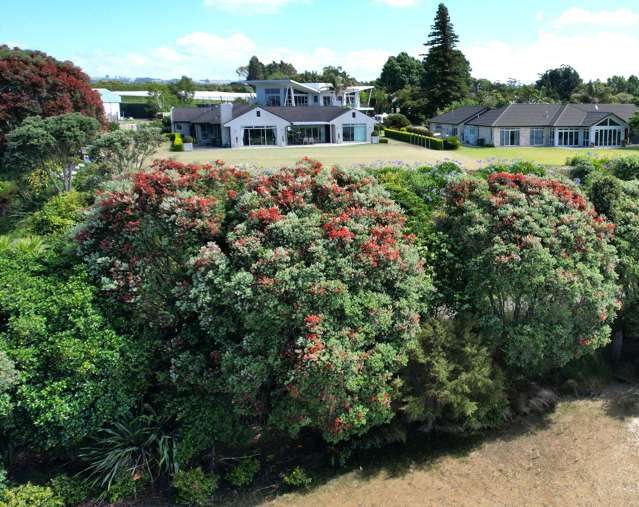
left=374, top=0, right=418, bottom=7
left=552, top=7, right=639, bottom=27
left=463, top=29, right=639, bottom=83
left=203, top=0, right=299, bottom=13
left=74, top=31, right=390, bottom=81
left=535, top=10, right=544, bottom=22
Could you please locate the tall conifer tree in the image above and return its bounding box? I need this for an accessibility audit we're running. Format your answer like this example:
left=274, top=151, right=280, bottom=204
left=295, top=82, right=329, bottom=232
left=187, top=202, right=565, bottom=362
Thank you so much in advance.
left=422, top=3, right=471, bottom=116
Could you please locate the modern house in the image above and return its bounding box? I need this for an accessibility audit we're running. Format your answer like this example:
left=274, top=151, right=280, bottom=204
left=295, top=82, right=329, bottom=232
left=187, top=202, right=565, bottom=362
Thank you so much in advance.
left=94, top=88, right=122, bottom=122
left=246, top=79, right=374, bottom=112
left=430, top=103, right=639, bottom=148
left=170, top=79, right=377, bottom=148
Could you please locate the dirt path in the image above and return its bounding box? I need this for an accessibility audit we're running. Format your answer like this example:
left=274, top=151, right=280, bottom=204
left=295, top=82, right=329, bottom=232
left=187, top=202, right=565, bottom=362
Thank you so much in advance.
left=264, top=387, right=639, bottom=507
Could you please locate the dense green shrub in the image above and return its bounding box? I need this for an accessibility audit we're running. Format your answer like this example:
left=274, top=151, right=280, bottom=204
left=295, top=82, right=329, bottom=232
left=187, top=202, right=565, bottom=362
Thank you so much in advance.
left=0, top=483, right=63, bottom=507
left=405, top=126, right=433, bottom=137
left=609, top=156, right=639, bottom=181
left=384, top=113, right=410, bottom=129
left=225, top=457, right=260, bottom=488
left=438, top=173, right=619, bottom=373
left=444, top=135, right=460, bottom=150
left=373, top=162, right=461, bottom=251
left=171, top=132, right=184, bottom=152
left=378, top=138, right=389, bottom=144
left=0, top=351, right=17, bottom=421
left=48, top=475, right=92, bottom=507
left=27, top=190, right=87, bottom=235
left=0, top=240, right=139, bottom=451
left=384, top=128, right=444, bottom=150
left=477, top=160, right=546, bottom=178
left=567, top=156, right=599, bottom=182
left=171, top=467, right=218, bottom=507
left=185, top=160, right=429, bottom=443
left=102, top=473, right=148, bottom=504
left=282, top=466, right=313, bottom=489
left=402, top=318, right=508, bottom=431
left=585, top=175, right=639, bottom=335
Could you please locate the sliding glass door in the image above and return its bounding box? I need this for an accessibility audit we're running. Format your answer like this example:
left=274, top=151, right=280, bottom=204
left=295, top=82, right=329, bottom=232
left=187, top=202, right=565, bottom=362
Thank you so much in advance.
left=242, top=127, right=277, bottom=146
left=343, top=124, right=367, bottom=142
left=499, top=128, right=520, bottom=146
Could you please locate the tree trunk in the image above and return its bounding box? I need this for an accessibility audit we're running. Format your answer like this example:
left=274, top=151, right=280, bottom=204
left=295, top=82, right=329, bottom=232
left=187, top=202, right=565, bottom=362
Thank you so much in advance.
left=611, top=329, right=624, bottom=363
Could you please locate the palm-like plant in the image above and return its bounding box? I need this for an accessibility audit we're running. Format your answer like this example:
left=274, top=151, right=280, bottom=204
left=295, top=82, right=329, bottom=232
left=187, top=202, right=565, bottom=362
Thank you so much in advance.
left=79, top=404, right=178, bottom=490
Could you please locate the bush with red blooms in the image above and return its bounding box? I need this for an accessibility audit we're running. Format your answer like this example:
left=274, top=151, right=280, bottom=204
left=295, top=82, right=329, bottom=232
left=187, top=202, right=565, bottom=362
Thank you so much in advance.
left=184, top=159, right=429, bottom=443
left=0, top=45, right=105, bottom=152
left=438, top=172, right=619, bottom=373
left=76, top=159, right=250, bottom=330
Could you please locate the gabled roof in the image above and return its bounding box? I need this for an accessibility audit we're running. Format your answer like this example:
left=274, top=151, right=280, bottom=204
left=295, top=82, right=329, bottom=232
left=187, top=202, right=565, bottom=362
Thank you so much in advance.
left=171, top=106, right=221, bottom=123
left=94, top=88, right=121, bottom=104
left=430, top=106, right=488, bottom=125
left=173, top=104, right=374, bottom=126
left=465, top=106, right=508, bottom=126
left=172, top=104, right=256, bottom=123
left=462, top=103, right=638, bottom=127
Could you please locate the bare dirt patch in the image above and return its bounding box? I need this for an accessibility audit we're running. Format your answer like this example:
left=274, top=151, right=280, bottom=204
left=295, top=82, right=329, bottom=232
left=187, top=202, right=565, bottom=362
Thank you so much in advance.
left=259, top=386, right=639, bottom=507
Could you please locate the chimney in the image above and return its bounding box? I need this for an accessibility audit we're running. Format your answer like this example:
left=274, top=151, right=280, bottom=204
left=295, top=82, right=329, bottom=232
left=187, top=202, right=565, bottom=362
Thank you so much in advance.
left=220, top=103, right=233, bottom=125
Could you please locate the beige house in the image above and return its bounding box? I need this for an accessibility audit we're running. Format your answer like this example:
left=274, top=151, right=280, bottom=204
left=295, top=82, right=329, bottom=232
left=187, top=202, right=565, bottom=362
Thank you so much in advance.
left=430, top=103, right=638, bottom=148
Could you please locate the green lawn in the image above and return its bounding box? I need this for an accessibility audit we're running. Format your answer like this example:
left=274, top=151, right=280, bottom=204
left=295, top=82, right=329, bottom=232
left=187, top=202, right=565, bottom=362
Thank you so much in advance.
left=153, top=140, right=639, bottom=170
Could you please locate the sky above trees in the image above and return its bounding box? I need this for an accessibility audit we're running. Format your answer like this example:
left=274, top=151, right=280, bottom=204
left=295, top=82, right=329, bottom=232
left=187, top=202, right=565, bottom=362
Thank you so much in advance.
left=2, top=0, right=639, bottom=82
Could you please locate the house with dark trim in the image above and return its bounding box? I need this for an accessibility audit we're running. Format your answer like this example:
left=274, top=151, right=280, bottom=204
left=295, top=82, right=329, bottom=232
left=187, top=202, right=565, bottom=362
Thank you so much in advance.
left=430, top=103, right=638, bottom=147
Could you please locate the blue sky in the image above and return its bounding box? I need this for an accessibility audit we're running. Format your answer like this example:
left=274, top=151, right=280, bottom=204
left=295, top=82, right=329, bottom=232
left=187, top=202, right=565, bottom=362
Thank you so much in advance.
left=3, top=0, right=639, bottom=82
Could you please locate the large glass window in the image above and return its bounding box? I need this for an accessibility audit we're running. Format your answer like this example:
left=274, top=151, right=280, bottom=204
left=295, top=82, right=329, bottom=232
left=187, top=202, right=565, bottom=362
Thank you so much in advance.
left=242, top=127, right=277, bottom=146
left=287, top=125, right=328, bottom=145
left=557, top=129, right=580, bottom=146
left=323, top=96, right=332, bottom=106
left=531, top=128, right=544, bottom=146
left=265, top=88, right=281, bottom=106
left=500, top=128, right=520, bottom=146
left=293, top=93, right=309, bottom=106
left=343, top=124, right=367, bottom=142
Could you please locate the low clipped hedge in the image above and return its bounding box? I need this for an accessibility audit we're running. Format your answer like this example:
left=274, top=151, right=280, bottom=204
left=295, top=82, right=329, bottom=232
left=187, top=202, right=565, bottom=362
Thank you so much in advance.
left=384, top=128, right=444, bottom=150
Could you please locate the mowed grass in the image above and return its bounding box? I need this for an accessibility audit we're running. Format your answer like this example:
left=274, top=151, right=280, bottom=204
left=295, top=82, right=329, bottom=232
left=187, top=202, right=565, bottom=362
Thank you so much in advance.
left=154, top=140, right=639, bottom=170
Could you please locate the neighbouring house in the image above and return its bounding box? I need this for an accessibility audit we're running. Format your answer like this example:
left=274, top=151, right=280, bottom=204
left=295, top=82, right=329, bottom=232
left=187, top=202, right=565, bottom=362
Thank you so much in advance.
left=170, top=79, right=377, bottom=148
left=94, top=88, right=121, bottom=122
left=430, top=103, right=639, bottom=148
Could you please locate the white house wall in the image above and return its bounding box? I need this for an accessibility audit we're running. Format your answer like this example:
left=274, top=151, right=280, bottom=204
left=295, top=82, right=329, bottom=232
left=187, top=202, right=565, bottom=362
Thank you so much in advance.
left=329, top=109, right=376, bottom=144
left=224, top=108, right=290, bottom=148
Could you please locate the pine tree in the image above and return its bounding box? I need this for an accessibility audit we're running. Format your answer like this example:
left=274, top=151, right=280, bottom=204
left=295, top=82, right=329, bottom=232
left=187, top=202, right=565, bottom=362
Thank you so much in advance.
left=421, top=3, right=471, bottom=117
left=247, top=56, right=265, bottom=80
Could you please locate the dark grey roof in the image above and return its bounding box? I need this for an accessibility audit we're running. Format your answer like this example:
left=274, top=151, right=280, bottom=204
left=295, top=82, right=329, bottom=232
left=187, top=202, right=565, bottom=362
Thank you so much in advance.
left=172, top=106, right=220, bottom=123
left=495, top=104, right=564, bottom=127
left=430, top=106, right=488, bottom=125
left=464, top=103, right=638, bottom=127
left=263, top=106, right=350, bottom=123
left=231, top=104, right=255, bottom=119
left=573, top=103, right=639, bottom=122
left=466, top=106, right=508, bottom=126
left=173, top=104, right=356, bottom=125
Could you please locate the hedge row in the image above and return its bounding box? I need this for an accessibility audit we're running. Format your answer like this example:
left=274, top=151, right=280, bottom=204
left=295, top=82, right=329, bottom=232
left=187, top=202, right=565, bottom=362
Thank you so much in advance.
left=384, top=128, right=444, bottom=150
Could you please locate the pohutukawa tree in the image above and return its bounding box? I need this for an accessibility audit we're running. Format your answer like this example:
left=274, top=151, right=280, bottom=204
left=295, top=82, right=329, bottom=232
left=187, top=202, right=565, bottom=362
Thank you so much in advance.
left=76, top=159, right=250, bottom=331
left=185, top=159, right=429, bottom=443
left=438, top=173, right=620, bottom=373
left=421, top=3, right=471, bottom=117
left=0, top=46, right=105, bottom=152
